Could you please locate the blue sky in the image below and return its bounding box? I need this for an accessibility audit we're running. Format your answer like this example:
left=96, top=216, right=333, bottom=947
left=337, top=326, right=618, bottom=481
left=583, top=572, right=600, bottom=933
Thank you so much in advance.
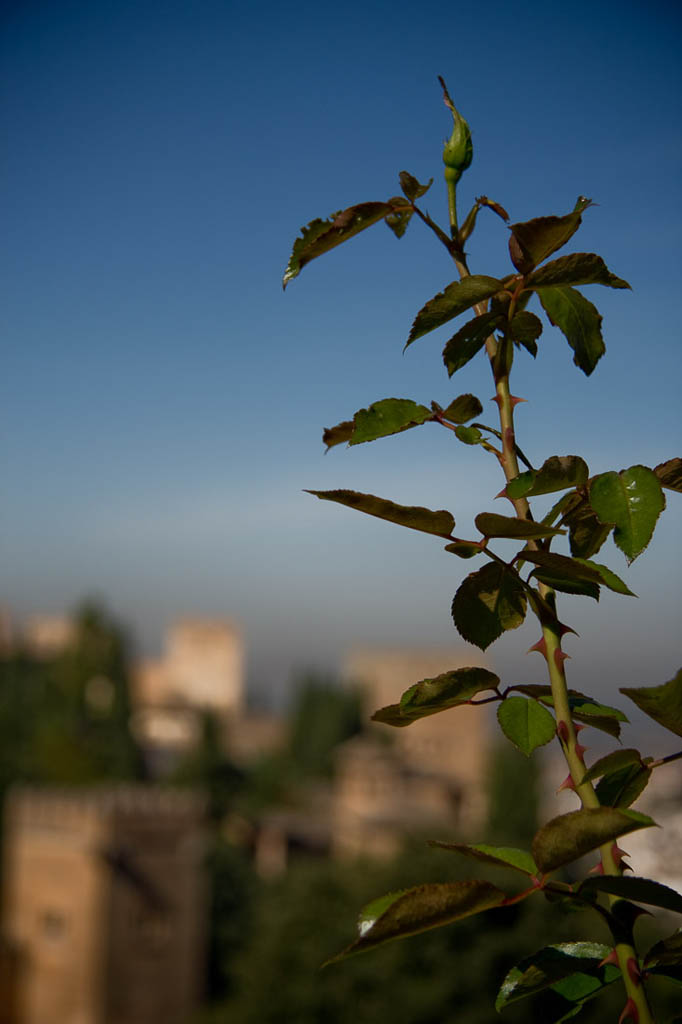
left=2, top=0, right=681, bottom=707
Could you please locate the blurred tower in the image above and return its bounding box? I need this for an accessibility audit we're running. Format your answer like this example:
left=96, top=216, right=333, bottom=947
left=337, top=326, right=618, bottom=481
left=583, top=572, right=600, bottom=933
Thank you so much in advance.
left=163, top=619, right=244, bottom=715
left=2, top=786, right=206, bottom=1024
left=132, top=619, right=244, bottom=756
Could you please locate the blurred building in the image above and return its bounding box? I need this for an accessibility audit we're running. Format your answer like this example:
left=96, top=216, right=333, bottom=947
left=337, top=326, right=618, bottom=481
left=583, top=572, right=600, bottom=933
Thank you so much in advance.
left=132, top=619, right=245, bottom=760
left=21, top=615, right=75, bottom=659
left=2, top=786, right=206, bottom=1024
left=332, top=649, right=491, bottom=859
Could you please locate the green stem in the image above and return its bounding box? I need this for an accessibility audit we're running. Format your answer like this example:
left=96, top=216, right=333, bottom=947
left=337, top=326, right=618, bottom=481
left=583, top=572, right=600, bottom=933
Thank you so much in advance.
left=446, top=178, right=459, bottom=240
left=447, top=246, right=655, bottom=1022
left=493, top=371, right=655, bottom=1024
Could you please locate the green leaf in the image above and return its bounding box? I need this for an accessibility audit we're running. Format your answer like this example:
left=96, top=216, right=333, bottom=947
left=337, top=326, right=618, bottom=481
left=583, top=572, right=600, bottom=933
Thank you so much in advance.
left=589, top=466, right=666, bottom=563
left=428, top=842, right=538, bottom=876
left=510, top=310, right=543, bottom=356
left=497, top=697, right=557, bottom=756
left=454, top=425, right=483, bottom=445
left=538, top=285, right=605, bottom=375
left=444, top=540, right=484, bottom=559
left=579, top=876, right=682, bottom=916
left=349, top=398, right=432, bottom=445
left=571, top=709, right=624, bottom=740
left=322, top=419, right=354, bottom=451
left=407, top=277, right=503, bottom=349
left=580, top=749, right=644, bottom=784
left=526, top=252, right=630, bottom=290
left=645, top=929, right=682, bottom=968
left=512, top=687, right=628, bottom=740
left=655, top=457, right=682, bottom=493
left=520, top=550, right=634, bottom=595
left=595, top=763, right=652, bottom=808
left=370, top=666, right=500, bottom=727
left=574, top=558, right=636, bottom=596
left=508, top=196, right=593, bottom=274
left=531, top=807, right=657, bottom=874
left=530, top=571, right=600, bottom=601
left=451, top=562, right=527, bottom=650
left=439, top=393, right=483, bottom=424
left=507, top=456, right=589, bottom=500
left=441, top=311, right=504, bottom=375
left=398, top=170, right=432, bottom=202
left=520, top=550, right=601, bottom=581
left=384, top=207, right=413, bottom=239
left=475, top=513, right=564, bottom=539
left=326, top=880, right=506, bottom=963
left=621, top=668, right=682, bottom=738
left=561, top=493, right=613, bottom=559
left=283, top=200, right=409, bottom=287
left=305, top=489, right=455, bottom=537
left=495, top=942, right=619, bottom=1011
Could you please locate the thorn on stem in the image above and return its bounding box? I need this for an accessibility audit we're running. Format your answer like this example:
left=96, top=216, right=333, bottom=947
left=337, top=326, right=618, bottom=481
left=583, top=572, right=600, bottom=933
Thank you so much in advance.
left=612, top=843, right=630, bottom=869
left=553, top=648, right=570, bottom=670
left=509, top=395, right=527, bottom=407
left=527, top=637, right=547, bottom=657
left=626, top=958, right=641, bottom=987
left=598, top=949, right=619, bottom=968
left=556, top=773, right=576, bottom=793
left=588, top=860, right=605, bottom=875
left=575, top=743, right=588, bottom=761
left=556, top=720, right=570, bottom=744
left=618, top=997, right=639, bottom=1024
left=559, top=622, right=578, bottom=637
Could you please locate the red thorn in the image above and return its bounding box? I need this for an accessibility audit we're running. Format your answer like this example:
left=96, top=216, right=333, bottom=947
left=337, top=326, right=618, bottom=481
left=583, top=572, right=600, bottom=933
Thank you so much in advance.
left=575, top=743, right=588, bottom=761
left=627, top=958, right=641, bottom=987
left=619, top=997, right=639, bottom=1024
left=495, top=487, right=508, bottom=499
left=598, top=949, right=619, bottom=968
left=527, top=637, right=547, bottom=657
left=509, top=395, right=527, bottom=407
left=491, top=395, right=502, bottom=408
left=556, top=720, right=570, bottom=744
left=588, top=860, right=605, bottom=875
left=611, top=843, right=629, bottom=868
left=556, top=773, right=576, bottom=793
left=559, top=622, right=578, bottom=637
left=574, top=723, right=586, bottom=734
left=554, top=648, right=570, bottom=670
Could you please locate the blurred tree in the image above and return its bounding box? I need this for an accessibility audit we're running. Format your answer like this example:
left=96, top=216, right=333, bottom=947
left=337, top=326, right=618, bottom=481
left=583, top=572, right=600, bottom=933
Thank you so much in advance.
left=0, top=600, right=144, bottom=791
left=173, top=710, right=244, bottom=823
left=201, top=841, right=642, bottom=1024
left=485, top=739, right=540, bottom=846
left=287, top=672, right=363, bottom=779
left=241, top=672, right=362, bottom=811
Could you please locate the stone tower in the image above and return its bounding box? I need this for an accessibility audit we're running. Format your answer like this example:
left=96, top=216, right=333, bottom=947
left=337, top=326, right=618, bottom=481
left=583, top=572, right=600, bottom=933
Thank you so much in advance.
left=2, top=786, right=206, bottom=1024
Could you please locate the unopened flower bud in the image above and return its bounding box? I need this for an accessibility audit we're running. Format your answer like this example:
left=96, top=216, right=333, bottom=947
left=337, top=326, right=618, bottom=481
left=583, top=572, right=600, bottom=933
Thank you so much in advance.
left=443, top=106, right=472, bottom=184
left=439, top=78, right=472, bottom=185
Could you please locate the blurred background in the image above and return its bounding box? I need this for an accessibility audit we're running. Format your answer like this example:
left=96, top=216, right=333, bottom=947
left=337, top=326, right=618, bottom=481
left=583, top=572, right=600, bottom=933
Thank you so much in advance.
left=1, top=0, right=681, bottom=1021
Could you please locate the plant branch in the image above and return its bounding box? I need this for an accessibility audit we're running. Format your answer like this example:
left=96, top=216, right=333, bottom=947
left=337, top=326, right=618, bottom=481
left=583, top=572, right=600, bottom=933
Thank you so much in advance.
left=648, top=749, right=682, bottom=769
left=449, top=252, right=656, bottom=1024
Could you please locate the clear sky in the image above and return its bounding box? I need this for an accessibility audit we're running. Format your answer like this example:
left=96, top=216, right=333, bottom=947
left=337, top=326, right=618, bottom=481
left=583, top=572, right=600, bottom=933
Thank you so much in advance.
left=2, top=0, right=681, bottom=706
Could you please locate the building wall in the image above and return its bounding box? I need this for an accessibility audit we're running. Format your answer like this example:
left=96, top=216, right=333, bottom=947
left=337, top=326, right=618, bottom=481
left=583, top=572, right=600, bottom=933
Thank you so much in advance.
left=164, top=620, right=244, bottom=716
left=345, top=650, right=489, bottom=783
left=2, top=788, right=206, bottom=1024
left=133, top=620, right=244, bottom=716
